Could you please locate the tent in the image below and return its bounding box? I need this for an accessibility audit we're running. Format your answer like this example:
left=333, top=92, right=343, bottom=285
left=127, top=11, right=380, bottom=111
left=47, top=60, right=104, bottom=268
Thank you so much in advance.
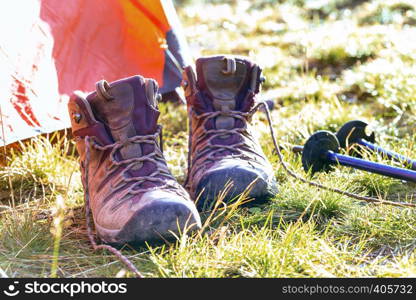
left=0, top=0, right=190, bottom=145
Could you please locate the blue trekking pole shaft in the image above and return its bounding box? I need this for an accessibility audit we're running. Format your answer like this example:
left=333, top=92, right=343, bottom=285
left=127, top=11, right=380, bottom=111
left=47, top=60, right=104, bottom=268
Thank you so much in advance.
left=358, top=139, right=416, bottom=171
left=326, top=151, right=416, bottom=183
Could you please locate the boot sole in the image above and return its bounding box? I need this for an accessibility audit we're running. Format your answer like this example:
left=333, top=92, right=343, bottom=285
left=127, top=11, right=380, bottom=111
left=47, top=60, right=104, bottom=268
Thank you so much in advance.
left=95, top=198, right=201, bottom=246
left=195, top=165, right=278, bottom=211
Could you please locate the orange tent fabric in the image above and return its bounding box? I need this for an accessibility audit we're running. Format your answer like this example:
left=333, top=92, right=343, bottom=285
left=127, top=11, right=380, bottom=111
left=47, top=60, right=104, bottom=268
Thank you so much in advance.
left=0, top=0, right=190, bottom=145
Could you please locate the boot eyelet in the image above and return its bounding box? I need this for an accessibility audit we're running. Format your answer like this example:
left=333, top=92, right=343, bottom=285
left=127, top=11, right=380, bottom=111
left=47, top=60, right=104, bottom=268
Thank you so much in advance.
left=181, top=80, right=188, bottom=88
left=72, top=112, right=82, bottom=123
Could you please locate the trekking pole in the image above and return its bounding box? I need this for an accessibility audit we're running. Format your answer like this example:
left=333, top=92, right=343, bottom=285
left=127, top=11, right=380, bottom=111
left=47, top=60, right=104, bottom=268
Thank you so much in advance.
left=336, top=120, right=416, bottom=170
left=302, top=131, right=416, bottom=183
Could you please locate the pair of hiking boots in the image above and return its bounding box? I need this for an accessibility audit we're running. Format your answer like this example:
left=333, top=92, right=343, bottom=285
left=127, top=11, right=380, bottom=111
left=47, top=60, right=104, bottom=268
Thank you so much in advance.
left=68, top=56, right=278, bottom=246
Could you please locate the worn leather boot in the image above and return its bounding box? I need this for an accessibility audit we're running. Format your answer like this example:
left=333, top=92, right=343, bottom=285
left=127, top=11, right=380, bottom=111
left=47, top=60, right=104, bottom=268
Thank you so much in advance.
left=182, top=55, right=278, bottom=210
left=68, top=75, right=201, bottom=245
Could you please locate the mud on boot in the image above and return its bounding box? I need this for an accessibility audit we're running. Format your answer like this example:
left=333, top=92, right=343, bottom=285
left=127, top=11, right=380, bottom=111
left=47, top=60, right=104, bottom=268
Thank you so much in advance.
left=182, top=55, right=278, bottom=211
left=68, top=75, right=201, bottom=246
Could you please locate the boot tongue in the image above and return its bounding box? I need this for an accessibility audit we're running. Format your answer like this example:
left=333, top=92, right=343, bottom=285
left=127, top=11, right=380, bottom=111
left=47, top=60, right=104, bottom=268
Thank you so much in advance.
left=87, top=75, right=160, bottom=160
left=195, top=56, right=252, bottom=130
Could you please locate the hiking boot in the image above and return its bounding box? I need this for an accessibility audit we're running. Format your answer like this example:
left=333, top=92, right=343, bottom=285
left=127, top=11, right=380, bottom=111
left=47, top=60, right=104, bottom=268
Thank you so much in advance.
left=68, top=75, right=201, bottom=245
left=182, top=55, right=278, bottom=210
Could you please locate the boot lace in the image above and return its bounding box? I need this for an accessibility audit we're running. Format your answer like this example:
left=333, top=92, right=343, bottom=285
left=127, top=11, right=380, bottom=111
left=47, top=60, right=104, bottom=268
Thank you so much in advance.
left=88, top=125, right=180, bottom=195
left=191, top=111, right=260, bottom=160
left=185, top=92, right=265, bottom=191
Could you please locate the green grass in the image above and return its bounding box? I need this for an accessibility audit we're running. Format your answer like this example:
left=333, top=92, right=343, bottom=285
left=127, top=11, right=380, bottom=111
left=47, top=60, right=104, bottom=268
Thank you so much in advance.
left=1, top=0, right=416, bottom=277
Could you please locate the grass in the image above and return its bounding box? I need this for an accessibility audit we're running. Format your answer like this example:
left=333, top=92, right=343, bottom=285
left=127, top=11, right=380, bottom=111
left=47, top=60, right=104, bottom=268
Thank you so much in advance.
left=1, top=0, right=416, bottom=277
